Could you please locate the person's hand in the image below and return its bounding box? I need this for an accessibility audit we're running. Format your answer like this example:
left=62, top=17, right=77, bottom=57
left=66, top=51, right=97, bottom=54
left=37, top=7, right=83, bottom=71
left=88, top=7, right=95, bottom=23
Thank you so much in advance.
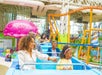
left=48, top=57, right=57, bottom=62
left=51, top=57, right=57, bottom=62
left=63, top=67, right=67, bottom=70
left=63, top=67, right=72, bottom=70
left=67, top=67, right=72, bottom=70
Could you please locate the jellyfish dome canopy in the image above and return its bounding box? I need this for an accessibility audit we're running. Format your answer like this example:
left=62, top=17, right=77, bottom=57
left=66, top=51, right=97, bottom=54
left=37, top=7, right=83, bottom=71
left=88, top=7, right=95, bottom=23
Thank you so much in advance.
left=3, top=20, right=38, bottom=38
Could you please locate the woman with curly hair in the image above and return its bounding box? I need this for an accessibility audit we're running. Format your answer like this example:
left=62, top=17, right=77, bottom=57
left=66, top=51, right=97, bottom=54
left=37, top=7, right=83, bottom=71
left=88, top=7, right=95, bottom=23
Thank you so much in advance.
left=18, top=35, right=56, bottom=70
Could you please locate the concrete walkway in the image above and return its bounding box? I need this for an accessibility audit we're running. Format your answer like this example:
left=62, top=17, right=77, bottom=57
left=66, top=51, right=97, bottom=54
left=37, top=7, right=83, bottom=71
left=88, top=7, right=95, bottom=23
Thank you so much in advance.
left=0, top=57, right=12, bottom=75
left=0, top=65, right=8, bottom=75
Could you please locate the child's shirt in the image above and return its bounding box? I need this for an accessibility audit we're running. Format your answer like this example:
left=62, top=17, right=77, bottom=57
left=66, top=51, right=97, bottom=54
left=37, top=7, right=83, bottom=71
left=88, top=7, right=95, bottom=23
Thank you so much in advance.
left=56, top=58, right=73, bottom=70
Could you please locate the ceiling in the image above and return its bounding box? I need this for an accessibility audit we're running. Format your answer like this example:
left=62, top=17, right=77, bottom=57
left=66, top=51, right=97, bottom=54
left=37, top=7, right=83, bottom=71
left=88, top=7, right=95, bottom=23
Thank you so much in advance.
left=0, top=0, right=102, bottom=22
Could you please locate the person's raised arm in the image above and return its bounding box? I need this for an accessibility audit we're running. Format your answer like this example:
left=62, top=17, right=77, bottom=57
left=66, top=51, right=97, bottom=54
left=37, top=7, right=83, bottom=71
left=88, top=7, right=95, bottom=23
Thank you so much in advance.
left=35, top=50, right=57, bottom=62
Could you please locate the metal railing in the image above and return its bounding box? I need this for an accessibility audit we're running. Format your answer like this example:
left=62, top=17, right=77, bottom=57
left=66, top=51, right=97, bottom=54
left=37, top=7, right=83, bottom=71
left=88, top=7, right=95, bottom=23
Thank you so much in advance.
left=21, top=63, right=87, bottom=70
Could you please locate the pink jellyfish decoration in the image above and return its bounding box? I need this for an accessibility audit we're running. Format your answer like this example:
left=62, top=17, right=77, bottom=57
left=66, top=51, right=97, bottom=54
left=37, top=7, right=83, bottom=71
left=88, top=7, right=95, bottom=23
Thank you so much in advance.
left=3, top=20, right=38, bottom=38
left=3, top=20, right=39, bottom=50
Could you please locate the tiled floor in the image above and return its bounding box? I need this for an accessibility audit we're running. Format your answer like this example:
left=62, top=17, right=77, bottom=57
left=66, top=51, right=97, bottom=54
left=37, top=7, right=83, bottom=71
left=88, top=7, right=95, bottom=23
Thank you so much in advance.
left=0, top=57, right=12, bottom=75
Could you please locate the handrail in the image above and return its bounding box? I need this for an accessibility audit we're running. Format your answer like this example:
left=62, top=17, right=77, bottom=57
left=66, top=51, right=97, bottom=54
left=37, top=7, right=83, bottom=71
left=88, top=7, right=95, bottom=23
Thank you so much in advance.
left=40, top=42, right=102, bottom=47
left=21, top=63, right=86, bottom=70
left=42, top=52, right=60, bottom=54
left=41, top=42, right=102, bottom=47
left=57, top=43, right=102, bottom=47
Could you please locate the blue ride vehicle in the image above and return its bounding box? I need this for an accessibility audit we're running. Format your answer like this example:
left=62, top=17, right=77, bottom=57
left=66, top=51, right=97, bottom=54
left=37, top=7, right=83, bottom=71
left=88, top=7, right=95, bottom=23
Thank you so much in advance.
left=6, top=43, right=101, bottom=75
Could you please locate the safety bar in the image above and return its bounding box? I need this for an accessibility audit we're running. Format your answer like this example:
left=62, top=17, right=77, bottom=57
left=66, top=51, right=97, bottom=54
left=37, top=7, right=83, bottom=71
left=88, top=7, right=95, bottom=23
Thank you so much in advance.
left=21, top=63, right=86, bottom=70
left=40, top=42, right=102, bottom=47
left=42, top=52, right=60, bottom=54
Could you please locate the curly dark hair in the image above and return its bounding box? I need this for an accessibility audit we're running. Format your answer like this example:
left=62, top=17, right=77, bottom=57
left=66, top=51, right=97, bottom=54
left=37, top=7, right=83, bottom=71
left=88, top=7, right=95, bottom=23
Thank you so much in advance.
left=60, top=44, right=71, bottom=58
left=41, top=33, right=47, bottom=39
left=18, top=35, right=34, bottom=51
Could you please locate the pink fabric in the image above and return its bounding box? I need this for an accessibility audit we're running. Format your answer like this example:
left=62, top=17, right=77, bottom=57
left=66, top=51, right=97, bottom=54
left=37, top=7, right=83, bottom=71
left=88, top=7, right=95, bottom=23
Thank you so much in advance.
left=3, top=20, right=38, bottom=38
left=64, top=48, right=71, bottom=55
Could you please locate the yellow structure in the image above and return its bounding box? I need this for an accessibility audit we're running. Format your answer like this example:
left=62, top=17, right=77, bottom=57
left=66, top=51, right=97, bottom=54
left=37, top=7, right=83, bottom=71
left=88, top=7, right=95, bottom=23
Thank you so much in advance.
left=48, top=6, right=102, bottom=64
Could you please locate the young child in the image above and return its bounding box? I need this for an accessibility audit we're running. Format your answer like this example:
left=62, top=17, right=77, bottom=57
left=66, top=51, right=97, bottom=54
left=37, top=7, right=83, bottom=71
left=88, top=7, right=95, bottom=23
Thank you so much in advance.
left=56, top=45, right=73, bottom=70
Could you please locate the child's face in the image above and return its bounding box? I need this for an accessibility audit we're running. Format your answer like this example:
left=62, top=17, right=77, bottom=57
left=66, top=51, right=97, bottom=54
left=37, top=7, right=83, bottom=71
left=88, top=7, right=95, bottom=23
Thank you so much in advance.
left=65, top=50, right=72, bottom=59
